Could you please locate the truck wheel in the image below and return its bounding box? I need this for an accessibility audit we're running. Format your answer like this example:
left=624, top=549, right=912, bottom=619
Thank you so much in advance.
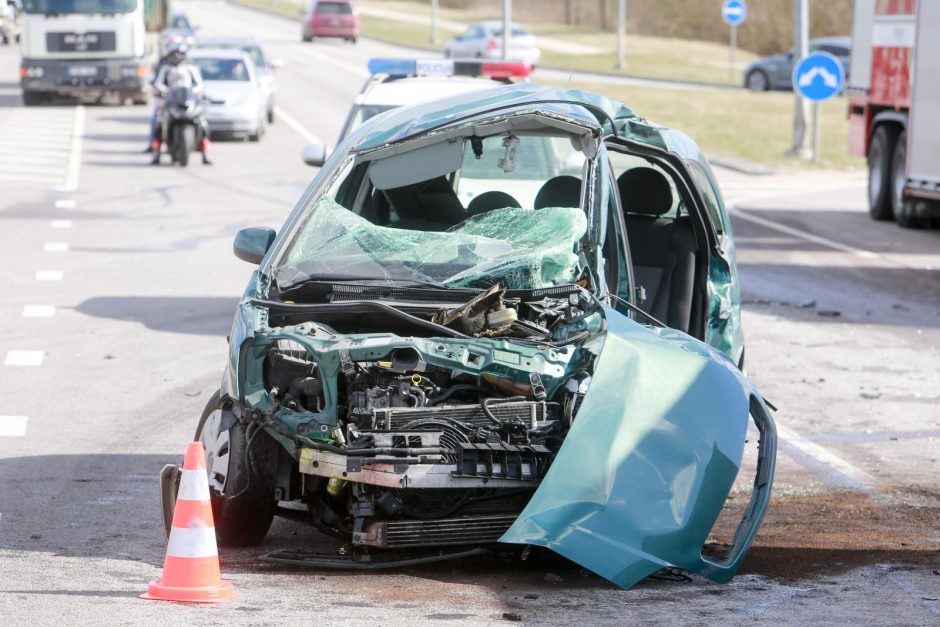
left=868, top=124, right=899, bottom=221
left=891, top=132, right=923, bottom=228
left=22, top=91, right=43, bottom=106
left=195, top=391, right=278, bottom=547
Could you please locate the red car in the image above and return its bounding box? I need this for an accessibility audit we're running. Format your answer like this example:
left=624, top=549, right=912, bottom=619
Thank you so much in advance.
left=302, top=0, right=359, bottom=43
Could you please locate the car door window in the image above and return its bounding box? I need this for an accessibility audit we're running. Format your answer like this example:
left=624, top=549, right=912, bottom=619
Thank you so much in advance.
left=685, top=161, right=725, bottom=235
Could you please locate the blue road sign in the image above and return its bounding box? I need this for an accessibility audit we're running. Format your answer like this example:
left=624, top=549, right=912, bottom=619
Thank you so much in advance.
left=792, top=51, right=845, bottom=102
left=722, top=0, right=747, bottom=26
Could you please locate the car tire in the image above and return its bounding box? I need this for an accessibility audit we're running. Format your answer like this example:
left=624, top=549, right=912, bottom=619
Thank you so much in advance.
left=890, top=131, right=923, bottom=229
left=302, top=34, right=312, bottom=42
left=867, top=124, right=899, bottom=221
left=195, top=391, right=278, bottom=547
left=745, top=70, right=769, bottom=91
left=267, top=107, right=275, bottom=124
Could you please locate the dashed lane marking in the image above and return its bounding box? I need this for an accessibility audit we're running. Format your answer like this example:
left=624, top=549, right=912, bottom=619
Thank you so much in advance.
left=4, top=351, right=45, bottom=367
left=0, top=416, right=28, bottom=437
left=50, top=220, right=73, bottom=229
left=35, top=270, right=63, bottom=281
left=22, top=305, right=55, bottom=318
left=43, top=242, right=69, bottom=252
left=54, top=199, right=76, bottom=209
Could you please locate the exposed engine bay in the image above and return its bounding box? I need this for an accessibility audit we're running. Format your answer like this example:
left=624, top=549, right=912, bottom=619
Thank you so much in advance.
left=253, top=283, right=601, bottom=551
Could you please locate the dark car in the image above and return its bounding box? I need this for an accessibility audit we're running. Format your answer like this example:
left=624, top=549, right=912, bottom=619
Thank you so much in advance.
left=743, top=36, right=851, bottom=91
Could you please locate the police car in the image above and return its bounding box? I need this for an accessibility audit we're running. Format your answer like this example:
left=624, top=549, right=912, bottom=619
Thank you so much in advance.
left=302, top=58, right=531, bottom=167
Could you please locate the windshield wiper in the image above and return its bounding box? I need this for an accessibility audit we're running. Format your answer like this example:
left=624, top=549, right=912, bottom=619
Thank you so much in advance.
left=279, top=273, right=457, bottom=292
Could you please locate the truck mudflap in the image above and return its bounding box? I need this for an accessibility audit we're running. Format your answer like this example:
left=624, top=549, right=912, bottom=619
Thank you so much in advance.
left=499, top=312, right=776, bottom=590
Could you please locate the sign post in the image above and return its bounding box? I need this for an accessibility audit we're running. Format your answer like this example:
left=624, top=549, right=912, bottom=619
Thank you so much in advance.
left=721, top=0, right=747, bottom=84
left=792, top=51, right=845, bottom=162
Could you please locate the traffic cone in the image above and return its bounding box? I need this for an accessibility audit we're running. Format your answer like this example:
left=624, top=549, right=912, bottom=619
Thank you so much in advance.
left=141, top=441, right=235, bottom=603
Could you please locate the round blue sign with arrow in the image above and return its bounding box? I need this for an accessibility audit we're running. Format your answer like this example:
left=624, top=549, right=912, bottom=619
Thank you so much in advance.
left=722, top=0, right=747, bottom=26
left=792, top=51, right=845, bottom=102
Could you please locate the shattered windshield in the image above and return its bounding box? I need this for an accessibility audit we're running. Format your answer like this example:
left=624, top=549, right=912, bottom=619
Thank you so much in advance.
left=275, top=131, right=592, bottom=291
left=277, top=197, right=586, bottom=290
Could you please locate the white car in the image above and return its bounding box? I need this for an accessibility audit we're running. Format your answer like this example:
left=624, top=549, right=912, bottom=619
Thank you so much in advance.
left=443, top=21, right=540, bottom=66
left=190, top=48, right=266, bottom=141
left=195, top=36, right=283, bottom=124
left=303, top=58, right=532, bottom=165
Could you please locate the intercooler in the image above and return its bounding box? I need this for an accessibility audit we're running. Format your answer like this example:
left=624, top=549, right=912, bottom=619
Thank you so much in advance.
left=371, top=400, right=562, bottom=429
left=354, top=515, right=517, bottom=548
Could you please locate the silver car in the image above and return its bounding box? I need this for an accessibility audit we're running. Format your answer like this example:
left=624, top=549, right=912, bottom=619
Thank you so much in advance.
left=443, top=21, right=540, bottom=66
left=195, top=36, right=282, bottom=124
left=190, top=49, right=266, bottom=141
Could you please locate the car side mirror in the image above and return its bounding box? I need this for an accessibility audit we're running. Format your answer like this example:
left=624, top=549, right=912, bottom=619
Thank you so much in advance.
left=233, top=227, right=276, bottom=264
left=302, top=142, right=329, bottom=167
left=270, top=58, right=284, bottom=69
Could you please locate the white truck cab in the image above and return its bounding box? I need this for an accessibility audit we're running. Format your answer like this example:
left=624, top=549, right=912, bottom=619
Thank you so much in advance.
left=19, top=0, right=165, bottom=105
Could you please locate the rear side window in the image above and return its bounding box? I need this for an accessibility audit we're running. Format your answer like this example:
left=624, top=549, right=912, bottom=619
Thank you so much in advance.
left=315, top=1, right=351, bottom=14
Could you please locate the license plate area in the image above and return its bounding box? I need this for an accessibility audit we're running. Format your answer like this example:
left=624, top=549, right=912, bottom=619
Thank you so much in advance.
left=67, top=66, right=98, bottom=77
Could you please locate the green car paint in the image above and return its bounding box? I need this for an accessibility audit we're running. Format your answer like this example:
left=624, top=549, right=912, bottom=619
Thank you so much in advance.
left=217, top=82, right=774, bottom=589
left=501, top=307, right=776, bottom=589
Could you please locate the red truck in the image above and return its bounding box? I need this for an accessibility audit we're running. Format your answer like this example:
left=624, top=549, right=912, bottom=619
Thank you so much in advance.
left=848, top=0, right=940, bottom=228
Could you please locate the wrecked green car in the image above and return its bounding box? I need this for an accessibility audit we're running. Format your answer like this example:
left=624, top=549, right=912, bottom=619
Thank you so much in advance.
left=169, top=84, right=776, bottom=590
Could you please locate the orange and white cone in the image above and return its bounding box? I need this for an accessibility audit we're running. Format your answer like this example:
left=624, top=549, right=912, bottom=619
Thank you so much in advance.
left=141, top=441, right=235, bottom=603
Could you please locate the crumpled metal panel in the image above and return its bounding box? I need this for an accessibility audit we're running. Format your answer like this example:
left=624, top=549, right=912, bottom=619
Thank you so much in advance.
left=500, top=308, right=774, bottom=589
left=353, top=84, right=642, bottom=151
left=276, top=198, right=587, bottom=290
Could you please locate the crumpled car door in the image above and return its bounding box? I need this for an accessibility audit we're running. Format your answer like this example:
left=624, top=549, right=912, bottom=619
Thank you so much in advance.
left=500, top=309, right=775, bottom=589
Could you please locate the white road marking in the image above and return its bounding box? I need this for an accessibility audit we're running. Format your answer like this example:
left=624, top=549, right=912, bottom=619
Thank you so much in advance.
left=274, top=106, right=324, bottom=145
left=0, top=107, right=77, bottom=187
left=50, top=219, right=73, bottom=229
left=776, top=421, right=882, bottom=493
left=4, top=351, right=45, bottom=367
left=293, top=45, right=370, bottom=80
left=59, top=105, right=85, bottom=192
left=0, top=416, right=28, bottom=437
left=54, top=199, right=76, bottom=209
left=35, top=270, right=63, bottom=281
left=730, top=207, right=880, bottom=260
left=43, top=242, right=69, bottom=252
left=22, top=305, right=55, bottom=318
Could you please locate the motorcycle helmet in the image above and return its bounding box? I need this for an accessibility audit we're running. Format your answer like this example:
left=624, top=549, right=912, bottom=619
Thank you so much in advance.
left=167, top=40, right=189, bottom=65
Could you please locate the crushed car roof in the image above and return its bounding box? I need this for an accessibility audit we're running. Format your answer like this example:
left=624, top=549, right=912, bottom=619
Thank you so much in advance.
left=351, top=83, right=672, bottom=153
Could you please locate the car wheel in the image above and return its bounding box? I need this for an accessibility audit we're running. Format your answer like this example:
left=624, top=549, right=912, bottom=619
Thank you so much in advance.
left=890, top=131, right=922, bottom=229
left=267, top=107, right=275, bottom=124
left=302, top=34, right=312, bottom=42
left=868, top=124, right=899, bottom=221
left=745, top=70, right=769, bottom=91
left=195, top=391, right=278, bottom=547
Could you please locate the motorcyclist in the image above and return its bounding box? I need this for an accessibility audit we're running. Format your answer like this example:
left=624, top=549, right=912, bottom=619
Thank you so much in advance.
left=150, top=41, right=211, bottom=165
left=144, top=33, right=183, bottom=154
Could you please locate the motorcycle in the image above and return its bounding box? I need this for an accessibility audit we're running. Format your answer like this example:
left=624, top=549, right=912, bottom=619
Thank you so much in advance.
left=155, top=85, right=208, bottom=167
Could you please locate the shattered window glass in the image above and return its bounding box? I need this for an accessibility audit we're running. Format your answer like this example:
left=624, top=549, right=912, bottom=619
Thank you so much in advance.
left=276, top=197, right=587, bottom=290
left=456, top=135, right=585, bottom=208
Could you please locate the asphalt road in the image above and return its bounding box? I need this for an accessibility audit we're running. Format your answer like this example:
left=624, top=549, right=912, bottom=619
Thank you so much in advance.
left=0, top=1, right=938, bottom=624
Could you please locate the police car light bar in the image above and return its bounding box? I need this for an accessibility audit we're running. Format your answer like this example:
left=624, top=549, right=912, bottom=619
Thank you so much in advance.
left=367, top=58, right=532, bottom=79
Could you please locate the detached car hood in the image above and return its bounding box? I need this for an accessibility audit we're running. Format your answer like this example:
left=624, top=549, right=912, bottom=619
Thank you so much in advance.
left=501, top=308, right=775, bottom=589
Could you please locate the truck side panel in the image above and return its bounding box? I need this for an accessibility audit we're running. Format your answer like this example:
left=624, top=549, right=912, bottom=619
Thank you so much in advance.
left=906, top=0, right=940, bottom=196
